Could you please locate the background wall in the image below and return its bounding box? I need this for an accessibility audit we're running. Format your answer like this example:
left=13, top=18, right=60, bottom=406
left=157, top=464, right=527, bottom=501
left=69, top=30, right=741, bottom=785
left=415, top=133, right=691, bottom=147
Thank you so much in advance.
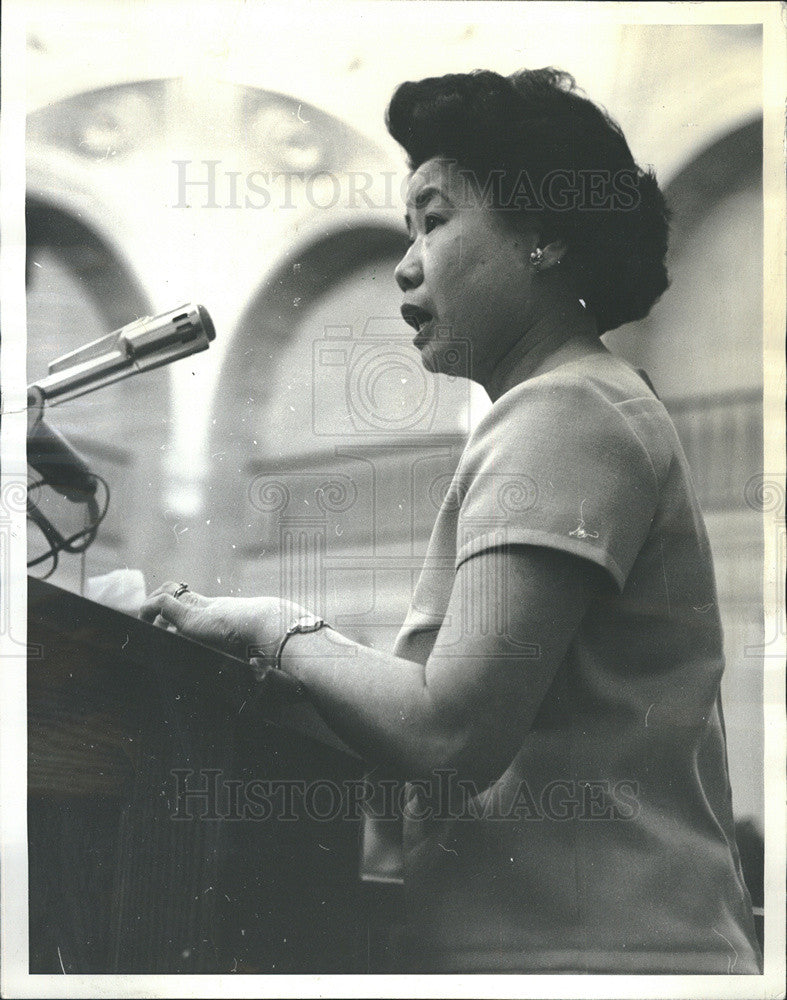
left=23, top=3, right=765, bottom=844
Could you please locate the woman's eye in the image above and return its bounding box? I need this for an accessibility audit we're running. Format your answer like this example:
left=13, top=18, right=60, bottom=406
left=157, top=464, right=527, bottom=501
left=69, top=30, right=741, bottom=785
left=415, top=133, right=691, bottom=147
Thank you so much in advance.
left=424, top=214, right=442, bottom=234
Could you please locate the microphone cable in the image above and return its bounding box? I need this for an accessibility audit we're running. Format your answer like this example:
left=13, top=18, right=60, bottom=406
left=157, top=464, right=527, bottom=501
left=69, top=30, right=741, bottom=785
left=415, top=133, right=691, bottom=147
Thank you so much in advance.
left=27, top=474, right=111, bottom=579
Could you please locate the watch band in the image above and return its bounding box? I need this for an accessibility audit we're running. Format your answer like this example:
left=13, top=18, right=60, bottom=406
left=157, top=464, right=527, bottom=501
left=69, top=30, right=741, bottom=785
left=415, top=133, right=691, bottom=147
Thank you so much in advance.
left=274, top=615, right=330, bottom=670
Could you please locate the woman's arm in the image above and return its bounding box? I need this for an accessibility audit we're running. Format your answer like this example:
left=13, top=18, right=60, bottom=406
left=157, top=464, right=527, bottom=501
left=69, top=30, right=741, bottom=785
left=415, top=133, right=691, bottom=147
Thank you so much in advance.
left=279, top=544, right=611, bottom=785
left=141, top=545, right=612, bottom=785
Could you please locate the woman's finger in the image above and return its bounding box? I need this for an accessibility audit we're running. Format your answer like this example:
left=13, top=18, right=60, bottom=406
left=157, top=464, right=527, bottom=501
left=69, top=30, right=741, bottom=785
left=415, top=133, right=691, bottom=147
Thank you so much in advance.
left=146, top=581, right=209, bottom=605
left=146, top=580, right=183, bottom=598
left=152, top=613, right=178, bottom=631
left=139, top=592, right=191, bottom=628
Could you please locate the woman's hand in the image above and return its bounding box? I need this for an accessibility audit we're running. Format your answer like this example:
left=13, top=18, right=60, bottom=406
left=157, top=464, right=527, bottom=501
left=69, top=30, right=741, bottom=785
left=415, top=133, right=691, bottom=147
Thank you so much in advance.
left=139, top=581, right=307, bottom=665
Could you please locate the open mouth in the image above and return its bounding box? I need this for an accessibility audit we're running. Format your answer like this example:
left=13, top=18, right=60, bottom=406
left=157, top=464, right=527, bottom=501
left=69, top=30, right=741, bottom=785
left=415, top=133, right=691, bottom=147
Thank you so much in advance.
left=400, top=304, right=434, bottom=338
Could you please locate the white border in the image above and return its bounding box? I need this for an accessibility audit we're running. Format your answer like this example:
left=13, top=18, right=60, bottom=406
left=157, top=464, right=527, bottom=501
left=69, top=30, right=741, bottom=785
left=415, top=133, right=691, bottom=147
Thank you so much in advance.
left=0, top=0, right=31, bottom=992
left=1, top=2, right=784, bottom=998
left=760, top=0, right=787, bottom=992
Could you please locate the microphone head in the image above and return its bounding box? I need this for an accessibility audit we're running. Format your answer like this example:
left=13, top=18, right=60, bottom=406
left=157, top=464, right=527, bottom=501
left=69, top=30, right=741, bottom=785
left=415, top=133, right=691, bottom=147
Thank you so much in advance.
left=28, top=302, right=217, bottom=407
left=196, top=304, right=216, bottom=343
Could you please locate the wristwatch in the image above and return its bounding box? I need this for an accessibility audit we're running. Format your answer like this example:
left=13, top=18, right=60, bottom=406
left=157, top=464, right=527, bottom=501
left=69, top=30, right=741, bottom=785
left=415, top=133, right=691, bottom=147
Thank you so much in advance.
left=274, top=614, right=330, bottom=670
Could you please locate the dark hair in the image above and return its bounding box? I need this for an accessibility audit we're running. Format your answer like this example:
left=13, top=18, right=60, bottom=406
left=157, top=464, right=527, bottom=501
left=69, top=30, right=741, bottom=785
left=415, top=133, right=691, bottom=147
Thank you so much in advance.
left=385, top=68, right=670, bottom=334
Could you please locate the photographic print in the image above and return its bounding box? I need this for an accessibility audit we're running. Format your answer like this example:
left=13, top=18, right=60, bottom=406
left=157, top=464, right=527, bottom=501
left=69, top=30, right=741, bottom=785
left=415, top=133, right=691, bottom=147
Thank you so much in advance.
left=1, top=1, right=784, bottom=997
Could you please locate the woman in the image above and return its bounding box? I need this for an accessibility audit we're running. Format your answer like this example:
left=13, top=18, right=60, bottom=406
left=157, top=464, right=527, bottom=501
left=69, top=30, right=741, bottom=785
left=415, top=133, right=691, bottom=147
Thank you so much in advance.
left=141, top=69, right=762, bottom=974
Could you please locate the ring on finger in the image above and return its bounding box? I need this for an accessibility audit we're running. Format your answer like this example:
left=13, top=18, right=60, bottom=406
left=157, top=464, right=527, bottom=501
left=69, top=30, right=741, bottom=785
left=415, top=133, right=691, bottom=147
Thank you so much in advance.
left=172, top=582, right=190, bottom=600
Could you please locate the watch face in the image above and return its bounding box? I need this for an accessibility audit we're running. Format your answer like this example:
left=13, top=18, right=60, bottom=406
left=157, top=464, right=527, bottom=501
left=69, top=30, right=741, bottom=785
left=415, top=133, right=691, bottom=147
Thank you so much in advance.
left=294, top=614, right=323, bottom=632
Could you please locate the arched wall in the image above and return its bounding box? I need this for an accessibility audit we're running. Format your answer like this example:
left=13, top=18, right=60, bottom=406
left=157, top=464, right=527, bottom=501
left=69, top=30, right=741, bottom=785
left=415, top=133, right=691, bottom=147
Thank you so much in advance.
left=25, top=196, right=171, bottom=590
left=25, top=77, right=404, bottom=592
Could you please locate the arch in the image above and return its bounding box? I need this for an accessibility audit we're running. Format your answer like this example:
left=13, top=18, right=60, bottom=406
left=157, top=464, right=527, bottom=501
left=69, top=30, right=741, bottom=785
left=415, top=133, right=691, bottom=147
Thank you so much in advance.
left=197, top=224, right=407, bottom=585
left=25, top=198, right=168, bottom=591
left=662, top=116, right=762, bottom=254
left=197, top=222, right=469, bottom=608
left=26, top=194, right=152, bottom=334
left=227, top=222, right=408, bottom=377
left=604, top=115, right=763, bottom=419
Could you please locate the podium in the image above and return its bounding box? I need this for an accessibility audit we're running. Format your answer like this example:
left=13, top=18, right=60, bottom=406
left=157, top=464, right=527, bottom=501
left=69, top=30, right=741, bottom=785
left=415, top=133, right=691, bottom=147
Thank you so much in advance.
left=27, top=577, right=368, bottom=974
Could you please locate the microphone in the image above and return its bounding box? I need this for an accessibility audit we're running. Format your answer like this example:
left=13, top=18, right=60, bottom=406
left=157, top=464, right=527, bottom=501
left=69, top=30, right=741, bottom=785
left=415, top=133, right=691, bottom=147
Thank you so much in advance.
left=28, top=303, right=215, bottom=406
left=27, top=303, right=216, bottom=501
left=27, top=387, right=97, bottom=501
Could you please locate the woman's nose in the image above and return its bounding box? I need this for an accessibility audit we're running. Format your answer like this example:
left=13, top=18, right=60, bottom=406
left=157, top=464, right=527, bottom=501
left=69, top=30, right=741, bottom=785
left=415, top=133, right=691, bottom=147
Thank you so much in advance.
left=395, top=241, right=423, bottom=292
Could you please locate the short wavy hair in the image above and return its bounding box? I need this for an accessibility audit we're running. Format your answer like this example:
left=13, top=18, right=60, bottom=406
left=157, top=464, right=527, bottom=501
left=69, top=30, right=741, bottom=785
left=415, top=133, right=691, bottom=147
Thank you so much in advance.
left=386, top=68, right=670, bottom=334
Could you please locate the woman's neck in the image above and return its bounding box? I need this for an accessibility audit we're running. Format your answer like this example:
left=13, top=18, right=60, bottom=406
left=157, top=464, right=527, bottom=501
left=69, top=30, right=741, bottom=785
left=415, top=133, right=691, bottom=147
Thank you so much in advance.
left=483, top=302, right=604, bottom=403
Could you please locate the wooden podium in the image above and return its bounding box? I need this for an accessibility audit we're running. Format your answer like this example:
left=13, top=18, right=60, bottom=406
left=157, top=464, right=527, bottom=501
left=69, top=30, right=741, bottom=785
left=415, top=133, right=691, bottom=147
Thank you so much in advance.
left=27, top=577, right=368, bottom=974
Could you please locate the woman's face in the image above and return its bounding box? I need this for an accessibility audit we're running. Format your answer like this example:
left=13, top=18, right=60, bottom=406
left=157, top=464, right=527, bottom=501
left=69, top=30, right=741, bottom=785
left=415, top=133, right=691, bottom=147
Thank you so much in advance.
left=396, top=156, right=537, bottom=384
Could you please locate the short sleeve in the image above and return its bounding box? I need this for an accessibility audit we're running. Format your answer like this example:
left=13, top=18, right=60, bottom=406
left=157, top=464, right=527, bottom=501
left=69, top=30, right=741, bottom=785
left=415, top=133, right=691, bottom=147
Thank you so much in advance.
left=453, top=377, right=661, bottom=591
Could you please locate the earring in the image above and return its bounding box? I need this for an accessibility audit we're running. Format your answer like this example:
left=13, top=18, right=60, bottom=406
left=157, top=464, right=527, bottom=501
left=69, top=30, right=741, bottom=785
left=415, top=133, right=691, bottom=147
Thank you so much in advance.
left=529, top=247, right=545, bottom=267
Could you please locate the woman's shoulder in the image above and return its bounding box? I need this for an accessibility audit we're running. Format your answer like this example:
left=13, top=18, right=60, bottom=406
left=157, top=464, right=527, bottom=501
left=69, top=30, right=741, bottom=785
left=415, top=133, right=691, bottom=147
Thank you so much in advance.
left=503, top=350, right=661, bottom=410
left=472, top=351, right=664, bottom=433
left=465, top=351, right=677, bottom=484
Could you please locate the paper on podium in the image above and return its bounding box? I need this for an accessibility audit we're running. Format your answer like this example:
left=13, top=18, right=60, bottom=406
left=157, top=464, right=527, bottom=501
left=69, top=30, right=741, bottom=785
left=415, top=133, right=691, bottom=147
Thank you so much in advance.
left=86, top=568, right=146, bottom=616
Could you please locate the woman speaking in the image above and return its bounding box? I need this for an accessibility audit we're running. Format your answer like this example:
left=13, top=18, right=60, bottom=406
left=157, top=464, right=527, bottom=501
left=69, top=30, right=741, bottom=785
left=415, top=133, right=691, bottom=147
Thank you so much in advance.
left=141, top=68, right=762, bottom=974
